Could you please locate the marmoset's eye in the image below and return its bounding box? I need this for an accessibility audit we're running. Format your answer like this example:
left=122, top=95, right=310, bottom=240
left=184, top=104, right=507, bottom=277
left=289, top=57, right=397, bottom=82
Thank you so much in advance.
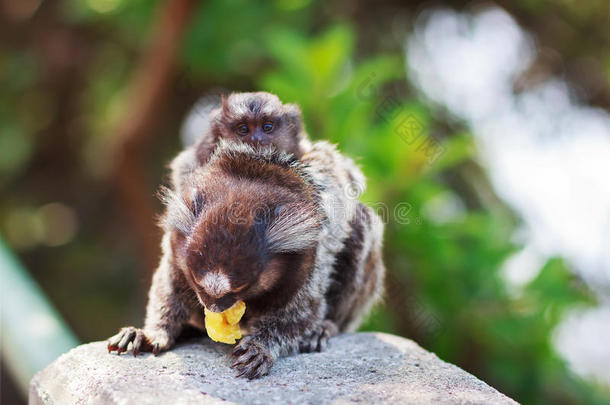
left=262, top=123, right=274, bottom=133
left=237, top=124, right=249, bottom=135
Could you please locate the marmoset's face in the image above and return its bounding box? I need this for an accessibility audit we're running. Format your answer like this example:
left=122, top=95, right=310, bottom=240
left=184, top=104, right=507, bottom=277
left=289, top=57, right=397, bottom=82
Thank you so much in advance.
left=211, top=92, right=301, bottom=156
left=179, top=200, right=290, bottom=313
left=230, top=117, right=279, bottom=147
left=185, top=225, right=265, bottom=312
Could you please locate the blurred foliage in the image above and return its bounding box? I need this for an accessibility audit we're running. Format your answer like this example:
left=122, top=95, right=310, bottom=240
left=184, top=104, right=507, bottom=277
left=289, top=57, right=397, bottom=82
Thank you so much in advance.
left=258, top=25, right=604, bottom=404
left=1, top=0, right=609, bottom=404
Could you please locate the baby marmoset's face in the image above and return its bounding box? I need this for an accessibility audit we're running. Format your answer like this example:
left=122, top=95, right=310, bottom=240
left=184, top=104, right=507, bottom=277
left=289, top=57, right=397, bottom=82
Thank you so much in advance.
left=210, top=92, right=303, bottom=158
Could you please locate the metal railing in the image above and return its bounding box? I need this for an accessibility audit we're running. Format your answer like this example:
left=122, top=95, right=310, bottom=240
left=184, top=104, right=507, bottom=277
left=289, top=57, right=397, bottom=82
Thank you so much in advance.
left=0, top=235, right=79, bottom=395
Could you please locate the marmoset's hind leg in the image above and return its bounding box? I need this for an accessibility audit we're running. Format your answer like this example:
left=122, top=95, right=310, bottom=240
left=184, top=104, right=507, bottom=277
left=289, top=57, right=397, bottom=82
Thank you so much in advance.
left=298, top=320, right=339, bottom=353
left=324, top=203, right=385, bottom=333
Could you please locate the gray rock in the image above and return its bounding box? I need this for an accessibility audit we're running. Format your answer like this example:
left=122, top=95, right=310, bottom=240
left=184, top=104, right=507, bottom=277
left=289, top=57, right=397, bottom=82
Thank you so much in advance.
left=29, top=332, right=518, bottom=405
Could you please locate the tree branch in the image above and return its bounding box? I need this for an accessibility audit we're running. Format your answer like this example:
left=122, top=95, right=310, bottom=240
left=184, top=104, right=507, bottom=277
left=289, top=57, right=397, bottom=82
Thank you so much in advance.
left=111, top=0, right=197, bottom=274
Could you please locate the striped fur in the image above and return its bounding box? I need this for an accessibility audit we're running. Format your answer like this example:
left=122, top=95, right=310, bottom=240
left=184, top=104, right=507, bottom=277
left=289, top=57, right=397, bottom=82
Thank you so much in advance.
left=109, top=136, right=385, bottom=379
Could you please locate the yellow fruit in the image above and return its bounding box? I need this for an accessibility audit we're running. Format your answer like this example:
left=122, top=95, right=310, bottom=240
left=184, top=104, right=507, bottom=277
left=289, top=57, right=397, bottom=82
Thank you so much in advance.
left=223, top=300, right=246, bottom=325
left=204, top=300, right=246, bottom=344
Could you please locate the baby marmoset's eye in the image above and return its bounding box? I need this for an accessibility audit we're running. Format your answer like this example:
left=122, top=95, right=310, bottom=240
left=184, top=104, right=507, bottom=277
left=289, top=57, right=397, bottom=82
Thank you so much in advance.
left=237, top=124, right=249, bottom=135
left=262, top=123, right=274, bottom=133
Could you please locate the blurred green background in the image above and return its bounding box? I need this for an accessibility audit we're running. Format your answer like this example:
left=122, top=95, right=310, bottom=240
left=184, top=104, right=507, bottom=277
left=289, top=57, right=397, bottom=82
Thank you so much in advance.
left=2, top=0, right=610, bottom=404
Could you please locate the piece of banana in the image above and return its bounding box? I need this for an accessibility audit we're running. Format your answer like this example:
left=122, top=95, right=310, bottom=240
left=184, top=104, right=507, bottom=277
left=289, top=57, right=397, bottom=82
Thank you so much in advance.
left=204, top=300, right=246, bottom=344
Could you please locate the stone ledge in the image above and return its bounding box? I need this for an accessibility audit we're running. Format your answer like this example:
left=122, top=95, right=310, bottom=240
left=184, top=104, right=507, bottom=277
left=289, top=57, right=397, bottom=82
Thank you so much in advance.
left=29, top=332, right=518, bottom=404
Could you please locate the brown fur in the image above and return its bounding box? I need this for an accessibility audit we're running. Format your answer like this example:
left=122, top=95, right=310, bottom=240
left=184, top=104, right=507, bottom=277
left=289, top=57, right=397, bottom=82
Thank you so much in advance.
left=195, top=92, right=311, bottom=165
left=108, top=137, right=386, bottom=380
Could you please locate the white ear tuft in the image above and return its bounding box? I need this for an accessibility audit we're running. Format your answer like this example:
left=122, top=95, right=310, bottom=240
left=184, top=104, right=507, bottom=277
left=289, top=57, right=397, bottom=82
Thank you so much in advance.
left=159, top=186, right=197, bottom=235
left=266, top=204, right=321, bottom=253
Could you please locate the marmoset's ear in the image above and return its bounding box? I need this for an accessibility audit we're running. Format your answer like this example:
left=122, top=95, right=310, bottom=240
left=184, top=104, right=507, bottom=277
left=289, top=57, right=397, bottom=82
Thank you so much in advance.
left=159, top=186, right=204, bottom=235
left=220, top=94, right=229, bottom=112
left=208, top=106, right=225, bottom=143
left=208, top=105, right=222, bottom=123
left=265, top=202, right=321, bottom=253
left=283, top=103, right=303, bottom=132
left=190, top=189, right=205, bottom=218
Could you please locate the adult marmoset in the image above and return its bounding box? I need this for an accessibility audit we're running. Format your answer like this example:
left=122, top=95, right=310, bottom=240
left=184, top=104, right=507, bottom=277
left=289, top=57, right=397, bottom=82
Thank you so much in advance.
left=107, top=140, right=385, bottom=379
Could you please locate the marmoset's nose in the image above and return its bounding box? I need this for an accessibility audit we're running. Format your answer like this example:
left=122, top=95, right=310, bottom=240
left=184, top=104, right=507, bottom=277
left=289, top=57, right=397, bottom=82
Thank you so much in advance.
left=199, top=271, right=231, bottom=299
left=250, top=130, right=270, bottom=144
left=205, top=295, right=237, bottom=313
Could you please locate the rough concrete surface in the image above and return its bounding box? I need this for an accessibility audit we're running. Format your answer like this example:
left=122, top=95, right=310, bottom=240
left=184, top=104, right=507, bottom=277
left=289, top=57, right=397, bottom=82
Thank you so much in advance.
left=29, top=332, right=518, bottom=404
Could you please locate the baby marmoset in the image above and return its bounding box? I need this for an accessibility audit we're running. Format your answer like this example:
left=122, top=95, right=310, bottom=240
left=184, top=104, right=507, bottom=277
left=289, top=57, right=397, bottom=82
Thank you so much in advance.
left=172, top=92, right=312, bottom=193
left=108, top=140, right=385, bottom=380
